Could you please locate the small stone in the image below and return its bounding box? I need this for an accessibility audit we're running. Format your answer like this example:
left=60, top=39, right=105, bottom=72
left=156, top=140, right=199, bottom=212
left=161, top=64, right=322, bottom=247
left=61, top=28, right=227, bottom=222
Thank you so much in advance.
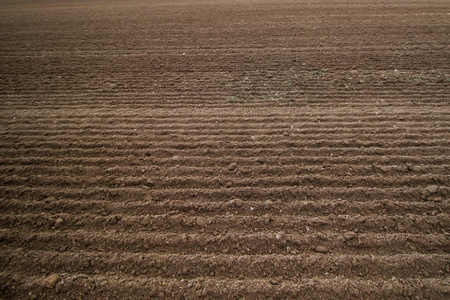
left=406, top=289, right=414, bottom=297
left=397, top=224, right=406, bottom=233
left=314, top=246, right=329, bottom=253
left=275, top=231, right=285, bottom=241
left=425, top=185, right=439, bottom=194
left=45, top=197, right=56, bottom=203
left=234, top=198, right=243, bottom=207
left=377, top=165, right=390, bottom=173
left=422, top=185, right=439, bottom=200
left=269, top=279, right=279, bottom=285
left=42, top=274, right=61, bottom=289
left=196, top=217, right=209, bottom=227
left=227, top=163, right=237, bottom=171
left=343, top=231, right=356, bottom=240
left=55, top=217, right=64, bottom=227
left=265, top=200, right=274, bottom=208
left=226, top=181, right=233, bottom=188
left=12, top=274, right=22, bottom=282
left=110, top=215, right=120, bottom=225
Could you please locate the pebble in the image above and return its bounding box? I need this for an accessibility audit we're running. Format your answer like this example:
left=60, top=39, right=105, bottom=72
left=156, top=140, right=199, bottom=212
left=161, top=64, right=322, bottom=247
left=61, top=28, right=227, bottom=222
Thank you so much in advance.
left=228, top=162, right=237, bottom=171
left=196, top=217, right=209, bottom=227
left=314, top=246, right=329, bottom=253
left=109, top=215, right=119, bottom=225
left=42, top=273, right=61, bottom=289
left=422, top=185, right=439, bottom=200
left=265, top=200, right=274, bottom=208
left=45, top=196, right=56, bottom=203
left=269, top=279, right=279, bottom=285
left=262, top=214, right=271, bottom=225
left=425, top=185, right=439, bottom=194
left=55, top=217, right=64, bottom=227
left=275, top=231, right=285, bottom=240
left=397, top=224, right=406, bottom=233
left=343, top=231, right=356, bottom=240
left=234, top=198, right=243, bottom=207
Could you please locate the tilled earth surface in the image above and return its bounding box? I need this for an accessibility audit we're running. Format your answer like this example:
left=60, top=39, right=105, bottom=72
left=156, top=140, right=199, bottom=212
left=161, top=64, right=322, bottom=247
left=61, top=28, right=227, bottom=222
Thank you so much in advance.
left=0, top=0, right=449, bottom=299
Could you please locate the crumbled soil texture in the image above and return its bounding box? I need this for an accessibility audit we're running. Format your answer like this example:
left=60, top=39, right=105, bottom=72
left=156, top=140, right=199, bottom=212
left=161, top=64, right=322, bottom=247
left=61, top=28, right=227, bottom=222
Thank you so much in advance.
left=0, top=0, right=449, bottom=299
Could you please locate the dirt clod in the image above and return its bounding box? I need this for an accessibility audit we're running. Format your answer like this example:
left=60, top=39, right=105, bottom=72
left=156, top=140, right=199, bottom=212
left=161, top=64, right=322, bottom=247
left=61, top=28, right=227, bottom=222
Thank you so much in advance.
left=234, top=198, right=243, bottom=207
left=314, top=246, right=329, bottom=253
left=42, top=274, right=61, bottom=289
left=55, top=217, right=64, bottom=227
left=422, top=185, right=440, bottom=200
left=227, top=163, right=237, bottom=171
left=344, top=231, right=357, bottom=241
left=196, top=217, right=209, bottom=227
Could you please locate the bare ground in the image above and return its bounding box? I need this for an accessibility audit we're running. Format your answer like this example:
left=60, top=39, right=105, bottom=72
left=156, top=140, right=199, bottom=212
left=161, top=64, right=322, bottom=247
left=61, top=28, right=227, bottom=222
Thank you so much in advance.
left=0, top=0, right=449, bottom=299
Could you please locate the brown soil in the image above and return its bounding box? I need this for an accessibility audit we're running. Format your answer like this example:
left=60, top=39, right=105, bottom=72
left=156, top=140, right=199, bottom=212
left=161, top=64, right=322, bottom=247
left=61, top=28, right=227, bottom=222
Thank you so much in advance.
left=0, top=0, right=449, bottom=299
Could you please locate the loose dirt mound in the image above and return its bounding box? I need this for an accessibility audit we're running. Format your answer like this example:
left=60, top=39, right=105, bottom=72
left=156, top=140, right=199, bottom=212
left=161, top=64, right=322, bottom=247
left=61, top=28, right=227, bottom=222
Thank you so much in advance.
left=0, top=0, right=449, bottom=299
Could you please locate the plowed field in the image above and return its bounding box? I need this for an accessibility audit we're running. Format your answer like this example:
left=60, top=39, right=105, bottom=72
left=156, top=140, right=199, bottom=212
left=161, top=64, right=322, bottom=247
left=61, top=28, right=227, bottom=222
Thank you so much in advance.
left=1, top=0, right=449, bottom=299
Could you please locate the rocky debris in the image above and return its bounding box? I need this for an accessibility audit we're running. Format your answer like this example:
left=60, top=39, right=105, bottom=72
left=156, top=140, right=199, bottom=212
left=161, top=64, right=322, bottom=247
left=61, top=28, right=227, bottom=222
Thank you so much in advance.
left=397, top=223, right=406, bottom=233
left=45, top=196, right=56, bottom=203
left=108, top=215, right=120, bottom=225
left=42, top=273, right=61, bottom=289
left=343, top=231, right=357, bottom=241
left=55, top=217, right=64, bottom=227
left=275, top=231, right=285, bottom=241
left=261, top=214, right=271, bottom=225
left=269, top=276, right=283, bottom=285
left=227, top=162, right=237, bottom=171
left=196, top=217, right=209, bottom=227
left=233, top=198, right=243, bottom=207
left=12, top=274, right=22, bottom=283
left=372, top=164, right=390, bottom=173
left=265, top=200, right=274, bottom=209
left=421, top=185, right=441, bottom=201
left=314, top=246, right=329, bottom=253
